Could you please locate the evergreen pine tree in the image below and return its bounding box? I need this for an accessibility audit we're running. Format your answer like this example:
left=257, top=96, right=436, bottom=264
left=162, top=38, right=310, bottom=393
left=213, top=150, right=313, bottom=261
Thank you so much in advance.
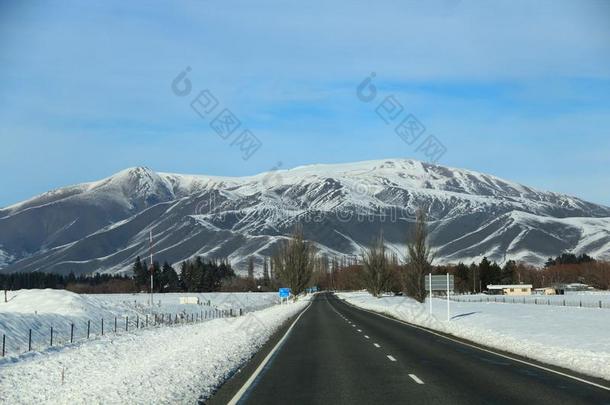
left=132, top=256, right=147, bottom=289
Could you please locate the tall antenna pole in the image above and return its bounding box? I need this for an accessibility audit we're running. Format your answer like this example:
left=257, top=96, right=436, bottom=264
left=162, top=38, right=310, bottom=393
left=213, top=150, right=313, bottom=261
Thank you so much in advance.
left=149, top=230, right=154, bottom=307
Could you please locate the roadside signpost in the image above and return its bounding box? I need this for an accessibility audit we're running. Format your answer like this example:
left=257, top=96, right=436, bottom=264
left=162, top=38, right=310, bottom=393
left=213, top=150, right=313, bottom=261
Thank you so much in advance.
left=425, top=274, right=455, bottom=321
left=279, top=288, right=291, bottom=304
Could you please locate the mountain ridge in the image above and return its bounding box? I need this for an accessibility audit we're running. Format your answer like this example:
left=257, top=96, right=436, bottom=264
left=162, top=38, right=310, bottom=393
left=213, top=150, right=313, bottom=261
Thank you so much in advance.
left=1, top=159, right=608, bottom=274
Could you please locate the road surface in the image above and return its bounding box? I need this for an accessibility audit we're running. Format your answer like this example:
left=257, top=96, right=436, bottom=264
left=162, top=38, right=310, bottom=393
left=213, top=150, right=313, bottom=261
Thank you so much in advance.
left=212, top=292, right=610, bottom=404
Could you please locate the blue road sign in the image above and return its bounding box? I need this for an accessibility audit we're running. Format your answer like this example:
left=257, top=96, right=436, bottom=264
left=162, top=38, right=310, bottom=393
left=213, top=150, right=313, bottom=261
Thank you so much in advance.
left=279, top=288, right=291, bottom=298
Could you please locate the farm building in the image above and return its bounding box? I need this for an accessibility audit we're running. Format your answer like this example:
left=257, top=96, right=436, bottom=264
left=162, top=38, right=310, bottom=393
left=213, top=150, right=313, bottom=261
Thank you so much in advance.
left=486, top=284, right=533, bottom=296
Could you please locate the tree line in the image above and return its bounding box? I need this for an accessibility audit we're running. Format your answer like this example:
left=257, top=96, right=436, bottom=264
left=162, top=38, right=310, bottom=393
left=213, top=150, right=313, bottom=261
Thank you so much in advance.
left=0, top=272, right=134, bottom=293
left=323, top=255, right=610, bottom=295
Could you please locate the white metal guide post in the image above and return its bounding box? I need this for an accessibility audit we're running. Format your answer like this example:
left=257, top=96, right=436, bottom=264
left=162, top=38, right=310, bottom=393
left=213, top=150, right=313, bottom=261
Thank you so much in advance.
left=446, top=273, right=450, bottom=321
left=428, top=272, right=432, bottom=316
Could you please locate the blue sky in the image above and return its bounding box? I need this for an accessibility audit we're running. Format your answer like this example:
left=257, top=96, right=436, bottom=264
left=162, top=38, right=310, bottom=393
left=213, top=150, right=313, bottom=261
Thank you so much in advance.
left=1, top=0, right=609, bottom=207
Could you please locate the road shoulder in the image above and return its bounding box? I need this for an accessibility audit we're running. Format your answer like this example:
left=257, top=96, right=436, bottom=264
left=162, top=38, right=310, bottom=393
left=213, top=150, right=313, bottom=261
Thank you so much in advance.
left=203, top=304, right=308, bottom=404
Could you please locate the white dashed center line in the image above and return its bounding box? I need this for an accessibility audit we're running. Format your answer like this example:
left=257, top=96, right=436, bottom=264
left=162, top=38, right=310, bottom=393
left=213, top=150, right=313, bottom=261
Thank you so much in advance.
left=373, top=343, right=380, bottom=348
left=357, top=329, right=362, bottom=332
left=387, top=355, right=397, bottom=362
left=364, top=335, right=370, bottom=339
left=409, top=374, right=424, bottom=384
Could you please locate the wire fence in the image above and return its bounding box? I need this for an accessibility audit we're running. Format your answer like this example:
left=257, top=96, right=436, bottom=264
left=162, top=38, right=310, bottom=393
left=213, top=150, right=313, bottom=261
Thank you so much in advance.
left=1, top=306, right=262, bottom=359
left=449, top=295, right=610, bottom=309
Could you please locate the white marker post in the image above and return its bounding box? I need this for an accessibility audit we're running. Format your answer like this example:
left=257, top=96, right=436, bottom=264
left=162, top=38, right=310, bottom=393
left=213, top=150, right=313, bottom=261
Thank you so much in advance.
left=446, top=273, right=450, bottom=322
left=428, top=273, right=432, bottom=316
left=149, top=230, right=154, bottom=308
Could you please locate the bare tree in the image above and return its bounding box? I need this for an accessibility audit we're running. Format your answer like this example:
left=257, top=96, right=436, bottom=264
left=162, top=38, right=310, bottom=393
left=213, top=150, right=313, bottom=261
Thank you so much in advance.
left=262, top=257, right=270, bottom=286
left=247, top=257, right=255, bottom=280
left=404, top=209, right=434, bottom=303
left=361, top=231, right=391, bottom=297
left=272, top=225, right=316, bottom=295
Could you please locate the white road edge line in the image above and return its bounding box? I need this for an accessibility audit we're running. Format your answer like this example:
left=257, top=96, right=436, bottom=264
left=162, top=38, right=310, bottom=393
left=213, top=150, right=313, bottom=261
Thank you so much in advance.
left=374, top=343, right=380, bottom=348
left=409, top=374, right=424, bottom=384
left=227, top=302, right=313, bottom=405
left=387, top=355, right=397, bottom=362
left=339, top=299, right=610, bottom=392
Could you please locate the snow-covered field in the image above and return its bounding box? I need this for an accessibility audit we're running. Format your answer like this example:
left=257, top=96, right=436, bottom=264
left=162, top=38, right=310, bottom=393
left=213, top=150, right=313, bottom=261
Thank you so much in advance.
left=0, top=293, right=309, bottom=404
left=337, top=291, right=610, bottom=381
left=0, top=290, right=279, bottom=357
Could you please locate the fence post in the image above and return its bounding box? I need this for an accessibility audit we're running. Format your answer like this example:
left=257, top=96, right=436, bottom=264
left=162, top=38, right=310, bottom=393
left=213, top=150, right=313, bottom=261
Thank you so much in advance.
left=70, top=324, right=74, bottom=343
left=146, top=315, right=148, bottom=327
left=87, top=320, right=91, bottom=339
left=2, top=334, right=4, bottom=357
left=563, top=299, right=566, bottom=306
left=600, top=300, right=602, bottom=309
left=580, top=300, right=582, bottom=308
left=101, top=318, right=104, bottom=336
left=28, top=329, right=32, bottom=351
left=114, top=317, right=117, bottom=333
left=50, top=327, right=53, bottom=346
left=126, top=316, right=129, bottom=331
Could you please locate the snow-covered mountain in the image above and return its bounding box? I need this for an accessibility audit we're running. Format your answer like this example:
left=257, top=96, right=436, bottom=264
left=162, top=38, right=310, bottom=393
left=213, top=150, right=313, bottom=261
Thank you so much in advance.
left=1, top=159, right=609, bottom=275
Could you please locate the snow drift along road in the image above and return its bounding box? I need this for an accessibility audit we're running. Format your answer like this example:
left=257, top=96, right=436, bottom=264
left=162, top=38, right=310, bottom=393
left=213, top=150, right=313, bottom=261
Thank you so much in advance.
left=0, top=295, right=309, bottom=404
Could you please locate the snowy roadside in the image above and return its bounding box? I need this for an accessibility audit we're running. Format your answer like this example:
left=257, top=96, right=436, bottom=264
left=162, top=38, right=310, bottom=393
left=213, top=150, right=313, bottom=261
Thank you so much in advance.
left=0, top=297, right=309, bottom=404
left=336, top=291, right=610, bottom=381
left=0, top=289, right=279, bottom=356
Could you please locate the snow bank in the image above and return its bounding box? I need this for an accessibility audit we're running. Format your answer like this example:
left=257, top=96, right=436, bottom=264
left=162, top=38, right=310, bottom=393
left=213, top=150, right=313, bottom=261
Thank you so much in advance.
left=92, top=292, right=279, bottom=314
left=336, top=292, right=610, bottom=381
left=0, top=297, right=309, bottom=404
left=0, top=290, right=279, bottom=356
left=0, top=290, right=147, bottom=355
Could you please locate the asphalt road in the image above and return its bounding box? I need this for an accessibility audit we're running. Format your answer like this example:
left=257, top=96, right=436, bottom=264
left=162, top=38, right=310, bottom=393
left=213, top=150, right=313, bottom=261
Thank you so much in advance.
left=221, top=292, right=610, bottom=405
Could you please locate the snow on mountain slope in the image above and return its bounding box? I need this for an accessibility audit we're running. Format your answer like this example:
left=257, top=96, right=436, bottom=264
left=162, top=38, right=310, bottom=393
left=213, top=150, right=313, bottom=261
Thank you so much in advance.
left=0, top=247, right=13, bottom=268
left=0, top=159, right=609, bottom=275
left=0, top=167, right=196, bottom=266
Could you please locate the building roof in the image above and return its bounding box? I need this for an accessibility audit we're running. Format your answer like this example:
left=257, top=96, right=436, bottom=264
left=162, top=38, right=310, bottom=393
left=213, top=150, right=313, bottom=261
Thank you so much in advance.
left=487, top=284, right=533, bottom=290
